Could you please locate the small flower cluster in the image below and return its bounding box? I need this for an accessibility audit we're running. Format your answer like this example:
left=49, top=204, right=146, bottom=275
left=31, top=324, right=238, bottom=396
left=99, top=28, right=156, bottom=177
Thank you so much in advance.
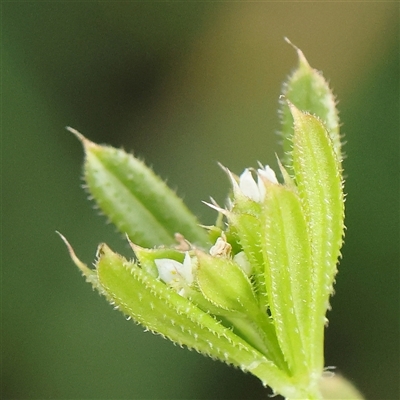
left=155, top=164, right=277, bottom=298
left=236, top=165, right=278, bottom=203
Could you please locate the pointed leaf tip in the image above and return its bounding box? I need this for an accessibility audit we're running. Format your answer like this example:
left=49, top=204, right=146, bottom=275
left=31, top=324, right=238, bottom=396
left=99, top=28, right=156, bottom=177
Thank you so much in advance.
left=56, top=231, right=94, bottom=278
left=286, top=100, right=306, bottom=122
left=65, top=126, right=85, bottom=142
left=77, top=134, right=208, bottom=248
left=280, top=43, right=341, bottom=173
left=66, top=126, right=97, bottom=150
left=284, top=38, right=311, bottom=71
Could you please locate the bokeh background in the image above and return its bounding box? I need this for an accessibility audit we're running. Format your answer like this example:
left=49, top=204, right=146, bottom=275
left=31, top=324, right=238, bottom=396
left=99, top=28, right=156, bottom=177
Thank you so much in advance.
left=3, top=2, right=399, bottom=399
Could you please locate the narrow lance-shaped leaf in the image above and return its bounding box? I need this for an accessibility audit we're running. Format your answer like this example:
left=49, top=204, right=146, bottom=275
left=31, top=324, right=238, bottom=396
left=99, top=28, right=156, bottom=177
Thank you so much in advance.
left=261, top=181, right=313, bottom=380
left=67, top=128, right=209, bottom=249
left=289, top=103, right=345, bottom=373
left=280, top=40, right=341, bottom=175
left=229, top=211, right=269, bottom=309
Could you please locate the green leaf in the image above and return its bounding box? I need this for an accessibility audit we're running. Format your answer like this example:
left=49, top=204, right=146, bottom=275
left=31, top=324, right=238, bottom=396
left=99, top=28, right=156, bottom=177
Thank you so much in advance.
left=195, top=251, right=259, bottom=317
left=280, top=39, right=341, bottom=175
left=229, top=211, right=269, bottom=307
left=92, top=243, right=301, bottom=399
left=186, top=251, right=283, bottom=369
left=261, top=181, right=313, bottom=379
left=289, top=103, right=344, bottom=372
left=68, top=128, right=209, bottom=249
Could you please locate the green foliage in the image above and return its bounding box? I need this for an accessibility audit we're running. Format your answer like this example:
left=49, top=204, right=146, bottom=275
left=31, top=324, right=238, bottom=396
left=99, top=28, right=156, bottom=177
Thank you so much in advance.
left=280, top=39, right=341, bottom=175
left=61, top=42, right=357, bottom=399
left=67, top=129, right=209, bottom=248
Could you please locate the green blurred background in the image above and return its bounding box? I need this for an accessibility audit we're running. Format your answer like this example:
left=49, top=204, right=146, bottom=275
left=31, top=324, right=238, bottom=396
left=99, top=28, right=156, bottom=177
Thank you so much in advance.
left=3, top=3, right=399, bottom=399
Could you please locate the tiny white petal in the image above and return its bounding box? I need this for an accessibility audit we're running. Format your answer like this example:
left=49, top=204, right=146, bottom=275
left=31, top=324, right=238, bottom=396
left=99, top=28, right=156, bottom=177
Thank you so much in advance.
left=239, top=169, right=260, bottom=202
left=182, top=252, right=194, bottom=284
left=154, top=258, right=183, bottom=285
left=256, top=165, right=278, bottom=201
left=233, top=251, right=252, bottom=276
left=258, top=165, right=278, bottom=184
left=154, top=252, right=194, bottom=294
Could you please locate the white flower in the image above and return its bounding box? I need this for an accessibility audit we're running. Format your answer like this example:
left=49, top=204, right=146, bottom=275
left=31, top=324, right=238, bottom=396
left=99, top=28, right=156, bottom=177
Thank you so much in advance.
left=238, top=165, right=278, bottom=202
left=258, top=164, right=278, bottom=185
left=239, top=169, right=261, bottom=202
left=154, top=252, right=194, bottom=296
